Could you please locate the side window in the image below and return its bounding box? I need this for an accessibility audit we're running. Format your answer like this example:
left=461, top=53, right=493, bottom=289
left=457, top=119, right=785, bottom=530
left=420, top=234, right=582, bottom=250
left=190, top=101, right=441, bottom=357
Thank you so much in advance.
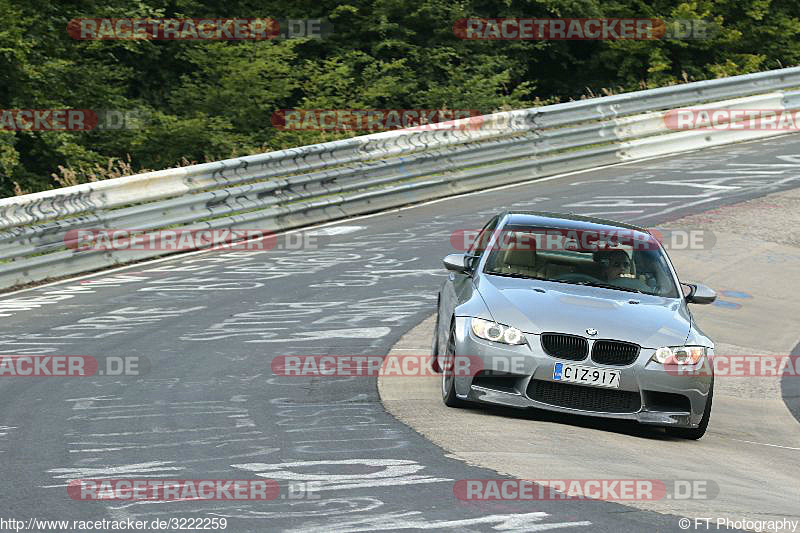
left=467, top=216, right=500, bottom=263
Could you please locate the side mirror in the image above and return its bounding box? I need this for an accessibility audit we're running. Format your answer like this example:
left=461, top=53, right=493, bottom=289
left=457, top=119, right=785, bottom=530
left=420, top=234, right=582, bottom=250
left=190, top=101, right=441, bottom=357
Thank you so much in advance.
left=683, top=283, right=716, bottom=304
left=443, top=253, right=471, bottom=273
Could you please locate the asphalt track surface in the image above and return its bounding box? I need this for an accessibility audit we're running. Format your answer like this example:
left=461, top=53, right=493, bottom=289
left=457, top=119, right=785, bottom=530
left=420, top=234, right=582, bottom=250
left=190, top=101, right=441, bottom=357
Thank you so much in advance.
left=2, top=135, right=800, bottom=532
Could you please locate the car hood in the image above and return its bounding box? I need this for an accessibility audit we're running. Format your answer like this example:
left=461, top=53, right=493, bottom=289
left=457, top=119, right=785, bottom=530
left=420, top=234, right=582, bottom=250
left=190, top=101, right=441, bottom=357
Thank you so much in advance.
left=476, top=274, right=691, bottom=348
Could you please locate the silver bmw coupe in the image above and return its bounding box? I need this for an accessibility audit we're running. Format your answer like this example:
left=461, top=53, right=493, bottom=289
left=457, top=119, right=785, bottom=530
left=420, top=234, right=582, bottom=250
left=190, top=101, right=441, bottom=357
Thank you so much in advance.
left=433, top=211, right=717, bottom=439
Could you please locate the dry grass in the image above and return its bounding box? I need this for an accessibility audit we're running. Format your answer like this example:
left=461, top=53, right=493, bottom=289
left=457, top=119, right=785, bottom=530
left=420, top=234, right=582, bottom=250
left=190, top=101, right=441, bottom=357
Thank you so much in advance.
left=13, top=181, right=30, bottom=196
left=51, top=155, right=142, bottom=188
left=45, top=155, right=202, bottom=193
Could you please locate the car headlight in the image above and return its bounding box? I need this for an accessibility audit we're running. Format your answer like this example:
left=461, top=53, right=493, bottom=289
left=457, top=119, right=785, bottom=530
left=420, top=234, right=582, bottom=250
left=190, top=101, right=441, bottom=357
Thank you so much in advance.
left=651, top=346, right=707, bottom=365
left=471, top=318, right=526, bottom=345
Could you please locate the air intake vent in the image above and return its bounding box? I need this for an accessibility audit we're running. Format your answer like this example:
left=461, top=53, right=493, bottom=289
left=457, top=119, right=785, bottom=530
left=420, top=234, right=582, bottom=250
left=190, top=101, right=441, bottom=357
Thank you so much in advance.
left=528, top=380, right=641, bottom=413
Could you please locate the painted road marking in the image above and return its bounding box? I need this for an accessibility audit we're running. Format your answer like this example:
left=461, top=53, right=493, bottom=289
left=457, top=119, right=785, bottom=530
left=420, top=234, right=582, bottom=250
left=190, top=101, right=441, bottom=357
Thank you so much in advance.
left=729, top=439, right=800, bottom=451
left=306, top=226, right=365, bottom=236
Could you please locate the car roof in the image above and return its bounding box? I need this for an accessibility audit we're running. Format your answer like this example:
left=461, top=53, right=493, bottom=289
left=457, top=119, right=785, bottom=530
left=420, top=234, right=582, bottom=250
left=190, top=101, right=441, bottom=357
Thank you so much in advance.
left=500, top=211, right=650, bottom=233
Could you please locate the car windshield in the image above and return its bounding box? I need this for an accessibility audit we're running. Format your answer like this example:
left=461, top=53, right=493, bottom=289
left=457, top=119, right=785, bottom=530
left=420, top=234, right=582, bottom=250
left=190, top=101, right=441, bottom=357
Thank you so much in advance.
left=482, top=225, right=680, bottom=298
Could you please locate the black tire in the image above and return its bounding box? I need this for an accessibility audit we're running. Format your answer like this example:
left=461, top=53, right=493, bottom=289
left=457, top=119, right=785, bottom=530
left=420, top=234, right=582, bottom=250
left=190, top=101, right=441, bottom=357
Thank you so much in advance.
left=431, top=307, right=442, bottom=374
left=442, top=321, right=467, bottom=408
left=666, top=383, right=713, bottom=440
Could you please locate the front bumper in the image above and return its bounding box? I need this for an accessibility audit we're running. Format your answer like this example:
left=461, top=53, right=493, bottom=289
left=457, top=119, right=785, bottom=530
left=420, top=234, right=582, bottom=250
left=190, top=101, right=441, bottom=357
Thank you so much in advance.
left=452, top=317, right=713, bottom=428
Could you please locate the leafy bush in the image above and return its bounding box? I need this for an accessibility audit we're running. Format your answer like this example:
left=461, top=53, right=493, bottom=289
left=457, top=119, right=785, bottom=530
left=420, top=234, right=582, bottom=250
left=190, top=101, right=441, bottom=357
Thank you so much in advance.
left=1, top=0, right=797, bottom=197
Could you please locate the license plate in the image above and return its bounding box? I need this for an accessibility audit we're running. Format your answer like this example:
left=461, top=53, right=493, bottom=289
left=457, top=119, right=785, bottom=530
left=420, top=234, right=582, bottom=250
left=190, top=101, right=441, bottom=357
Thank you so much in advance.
left=552, top=362, right=620, bottom=388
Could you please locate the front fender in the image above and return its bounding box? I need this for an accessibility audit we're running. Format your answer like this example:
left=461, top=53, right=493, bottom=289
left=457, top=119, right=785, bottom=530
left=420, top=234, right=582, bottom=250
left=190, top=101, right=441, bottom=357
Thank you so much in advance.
left=453, top=289, right=493, bottom=320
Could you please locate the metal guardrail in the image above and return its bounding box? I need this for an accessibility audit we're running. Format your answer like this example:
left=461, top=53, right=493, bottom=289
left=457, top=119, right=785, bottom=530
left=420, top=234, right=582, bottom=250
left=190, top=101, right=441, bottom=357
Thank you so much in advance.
left=1, top=67, right=800, bottom=290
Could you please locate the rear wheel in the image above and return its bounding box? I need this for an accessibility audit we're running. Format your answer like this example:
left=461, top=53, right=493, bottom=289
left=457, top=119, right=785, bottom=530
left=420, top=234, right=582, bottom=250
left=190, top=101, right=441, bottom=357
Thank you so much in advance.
left=442, top=322, right=467, bottom=408
left=666, top=383, right=713, bottom=440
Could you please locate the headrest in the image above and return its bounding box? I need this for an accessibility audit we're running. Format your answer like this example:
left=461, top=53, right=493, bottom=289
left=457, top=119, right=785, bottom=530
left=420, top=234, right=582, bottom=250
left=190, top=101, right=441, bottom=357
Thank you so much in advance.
left=503, top=247, right=537, bottom=268
left=593, top=249, right=629, bottom=266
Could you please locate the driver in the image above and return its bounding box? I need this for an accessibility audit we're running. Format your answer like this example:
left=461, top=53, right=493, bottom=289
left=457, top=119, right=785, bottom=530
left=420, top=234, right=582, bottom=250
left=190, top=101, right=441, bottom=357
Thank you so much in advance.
left=595, top=249, right=631, bottom=281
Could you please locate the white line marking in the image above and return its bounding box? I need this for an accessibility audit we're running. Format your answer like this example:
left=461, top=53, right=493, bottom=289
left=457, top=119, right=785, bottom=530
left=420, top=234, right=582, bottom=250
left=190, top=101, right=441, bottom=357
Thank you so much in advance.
left=595, top=195, right=704, bottom=198
left=728, top=163, right=800, bottom=167
left=689, top=170, right=786, bottom=175
left=305, top=226, right=365, bottom=236
left=729, top=439, right=800, bottom=451
left=647, top=181, right=740, bottom=190
left=577, top=210, right=645, bottom=216
left=628, top=196, right=720, bottom=221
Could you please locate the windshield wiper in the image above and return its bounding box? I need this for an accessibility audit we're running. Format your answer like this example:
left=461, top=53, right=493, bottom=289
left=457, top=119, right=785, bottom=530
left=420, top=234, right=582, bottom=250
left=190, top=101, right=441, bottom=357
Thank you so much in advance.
left=562, top=280, right=646, bottom=294
left=486, top=272, right=649, bottom=294
left=484, top=271, right=547, bottom=281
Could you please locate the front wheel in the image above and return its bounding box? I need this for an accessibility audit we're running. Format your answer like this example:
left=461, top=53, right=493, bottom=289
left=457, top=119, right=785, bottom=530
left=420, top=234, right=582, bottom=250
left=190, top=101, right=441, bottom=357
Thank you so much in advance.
left=666, top=384, right=713, bottom=440
left=442, top=322, right=467, bottom=408
left=431, top=307, right=442, bottom=373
